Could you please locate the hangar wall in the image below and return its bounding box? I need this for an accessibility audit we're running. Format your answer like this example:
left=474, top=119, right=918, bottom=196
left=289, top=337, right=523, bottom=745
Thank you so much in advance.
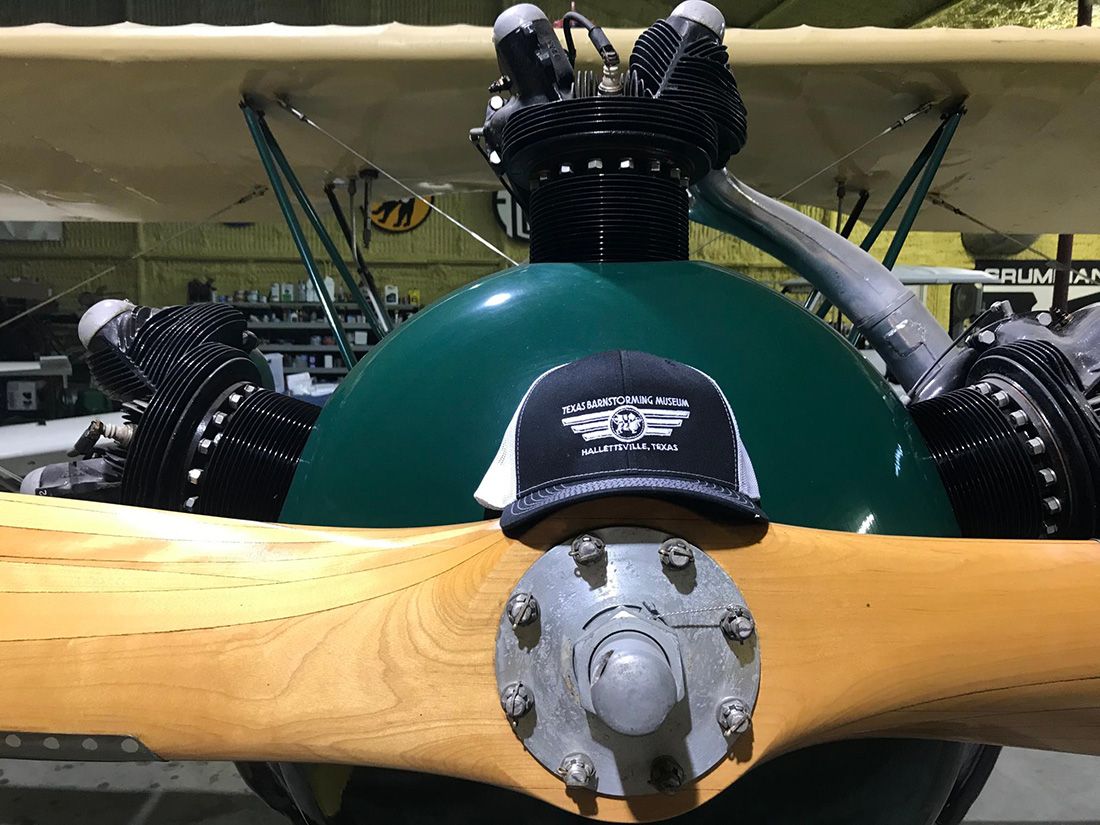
left=4, top=193, right=1100, bottom=332
left=0, top=195, right=827, bottom=311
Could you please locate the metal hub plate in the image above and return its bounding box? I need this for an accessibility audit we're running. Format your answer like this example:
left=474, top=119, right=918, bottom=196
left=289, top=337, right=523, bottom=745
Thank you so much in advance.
left=495, top=527, right=760, bottom=797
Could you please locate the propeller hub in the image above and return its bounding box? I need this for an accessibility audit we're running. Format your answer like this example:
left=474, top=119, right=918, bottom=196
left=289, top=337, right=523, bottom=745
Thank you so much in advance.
left=494, top=527, right=760, bottom=797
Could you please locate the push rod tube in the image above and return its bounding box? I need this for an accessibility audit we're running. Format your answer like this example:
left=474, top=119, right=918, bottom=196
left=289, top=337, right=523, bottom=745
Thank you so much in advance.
left=691, top=170, right=952, bottom=391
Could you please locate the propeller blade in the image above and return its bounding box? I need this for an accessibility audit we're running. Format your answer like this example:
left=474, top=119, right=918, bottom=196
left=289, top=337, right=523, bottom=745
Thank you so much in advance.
left=1, top=492, right=1099, bottom=823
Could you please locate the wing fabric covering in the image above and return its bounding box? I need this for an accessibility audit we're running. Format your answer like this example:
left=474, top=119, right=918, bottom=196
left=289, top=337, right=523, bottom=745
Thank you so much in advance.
left=0, top=23, right=1095, bottom=230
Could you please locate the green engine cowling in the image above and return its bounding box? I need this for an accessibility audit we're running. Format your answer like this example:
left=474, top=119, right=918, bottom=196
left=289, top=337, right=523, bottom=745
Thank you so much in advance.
left=282, top=260, right=957, bottom=538
left=278, top=260, right=966, bottom=825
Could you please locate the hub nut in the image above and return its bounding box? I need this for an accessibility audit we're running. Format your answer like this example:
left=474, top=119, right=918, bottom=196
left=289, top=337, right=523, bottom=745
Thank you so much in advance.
left=650, top=755, right=685, bottom=794
left=500, top=682, right=533, bottom=723
left=658, top=538, right=694, bottom=569
left=506, top=592, right=540, bottom=628
left=720, top=605, right=755, bottom=642
left=569, top=534, right=605, bottom=566
left=717, top=697, right=752, bottom=739
left=559, top=752, right=597, bottom=791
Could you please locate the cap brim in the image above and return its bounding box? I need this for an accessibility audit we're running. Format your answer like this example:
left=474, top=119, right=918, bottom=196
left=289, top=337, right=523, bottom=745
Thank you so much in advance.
left=499, top=474, right=767, bottom=536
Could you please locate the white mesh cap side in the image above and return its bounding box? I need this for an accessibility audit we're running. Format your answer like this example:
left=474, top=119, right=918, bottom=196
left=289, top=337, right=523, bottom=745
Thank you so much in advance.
left=474, top=363, right=566, bottom=510
left=685, top=364, right=760, bottom=500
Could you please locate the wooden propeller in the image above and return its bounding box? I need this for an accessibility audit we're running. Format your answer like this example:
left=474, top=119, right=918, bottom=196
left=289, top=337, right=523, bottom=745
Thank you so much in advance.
left=1, top=491, right=1099, bottom=822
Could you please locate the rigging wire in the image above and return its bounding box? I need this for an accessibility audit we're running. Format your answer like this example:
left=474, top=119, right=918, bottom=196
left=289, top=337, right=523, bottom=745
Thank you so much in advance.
left=0, top=185, right=268, bottom=332
left=0, top=464, right=24, bottom=488
left=778, top=102, right=934, bottom=201
left=928, top=194, right=1076, bottom=275
left=274, top=97, right=519, bottom=267
left=689, top=101, right=934, bottom=259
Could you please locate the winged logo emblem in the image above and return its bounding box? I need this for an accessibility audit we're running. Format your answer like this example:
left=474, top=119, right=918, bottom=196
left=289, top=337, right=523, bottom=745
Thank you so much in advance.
left=561, top=404, right=691, bottom=443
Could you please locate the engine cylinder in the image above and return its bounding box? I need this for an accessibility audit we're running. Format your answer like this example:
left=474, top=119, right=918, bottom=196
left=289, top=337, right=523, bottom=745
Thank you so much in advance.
left=193, top=388, right=320, bottom=521
left=478, top=1, right=746, bottom=264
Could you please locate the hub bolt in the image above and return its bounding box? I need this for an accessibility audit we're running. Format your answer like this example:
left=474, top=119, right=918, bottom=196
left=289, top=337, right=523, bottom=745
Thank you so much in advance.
left=227, top=392, right=243, bottom=410
left=1009, top=409, right=1029, bottom=428
left=720, top=605, right=755, bottom=642
left=717, top=697, right=752, bottom=739
left=187, top=468, right=203, bottom=486
left=558, top=752, right=597, bottom=791
left=658, top=538, right=694, bottom=569
left=500, top=682, right=533, bottom=723
left=506, top=592, right=540, bottom=629
left=569, top=534, right=606, bottom=566
left=649, top=755, right=685, bottom=794
left=197, top=438, right=213, bottom=455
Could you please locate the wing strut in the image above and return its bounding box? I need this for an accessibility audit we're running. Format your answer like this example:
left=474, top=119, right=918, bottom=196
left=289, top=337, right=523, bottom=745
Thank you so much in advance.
left=241, top=99, right=386, bottom=363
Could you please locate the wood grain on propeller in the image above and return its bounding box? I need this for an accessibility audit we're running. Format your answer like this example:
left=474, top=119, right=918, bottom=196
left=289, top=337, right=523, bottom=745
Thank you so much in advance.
left=0, top=492, right=1099, bottom=822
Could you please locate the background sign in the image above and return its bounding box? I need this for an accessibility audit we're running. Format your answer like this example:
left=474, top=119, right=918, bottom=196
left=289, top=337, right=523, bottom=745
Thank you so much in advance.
left=370, top=196, right=433, bottom=233
left=976, top=259, right=1100, bottom=313
left=492, top=190, right=529, bottom=242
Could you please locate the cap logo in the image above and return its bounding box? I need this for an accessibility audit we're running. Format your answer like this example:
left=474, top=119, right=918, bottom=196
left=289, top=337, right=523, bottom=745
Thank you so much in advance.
left=561, top=396, right=691, bottom=443
left=609, top=405, right=646, bottom=442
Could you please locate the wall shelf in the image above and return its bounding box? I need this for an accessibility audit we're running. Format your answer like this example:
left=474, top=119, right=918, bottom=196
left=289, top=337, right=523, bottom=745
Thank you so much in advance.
left=230, top=301, right=420, bottom=312
left=262, top=344, right=371, bottom=353
left=248, top=322, right=373, bottom=331
left=222, top=300, right=418, bottom=382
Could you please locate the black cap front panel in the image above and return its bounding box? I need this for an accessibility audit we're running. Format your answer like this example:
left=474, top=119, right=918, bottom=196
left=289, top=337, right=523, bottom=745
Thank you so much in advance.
left=513, top=350, right=740, bottom=496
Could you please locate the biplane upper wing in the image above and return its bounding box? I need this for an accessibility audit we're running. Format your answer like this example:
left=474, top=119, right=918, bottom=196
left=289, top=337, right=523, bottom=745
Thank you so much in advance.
left=0, top=22, right=1096, bottom=231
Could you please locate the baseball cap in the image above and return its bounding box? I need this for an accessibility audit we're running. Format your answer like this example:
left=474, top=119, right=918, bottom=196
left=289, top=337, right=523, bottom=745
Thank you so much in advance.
left=475, top=350, right=766, bottom=535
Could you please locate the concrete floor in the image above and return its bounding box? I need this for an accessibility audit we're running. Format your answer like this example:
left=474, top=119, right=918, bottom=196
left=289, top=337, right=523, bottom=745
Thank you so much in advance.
left=0, top=749, right=1094, bottom=824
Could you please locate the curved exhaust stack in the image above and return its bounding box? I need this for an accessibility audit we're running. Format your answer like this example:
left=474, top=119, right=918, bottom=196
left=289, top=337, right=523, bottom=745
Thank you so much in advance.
left=692, top=170, right=953, bottom=392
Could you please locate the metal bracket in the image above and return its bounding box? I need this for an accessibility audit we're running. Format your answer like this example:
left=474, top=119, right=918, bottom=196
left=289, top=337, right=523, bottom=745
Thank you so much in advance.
left=0, top=731, right=160, bottom=762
